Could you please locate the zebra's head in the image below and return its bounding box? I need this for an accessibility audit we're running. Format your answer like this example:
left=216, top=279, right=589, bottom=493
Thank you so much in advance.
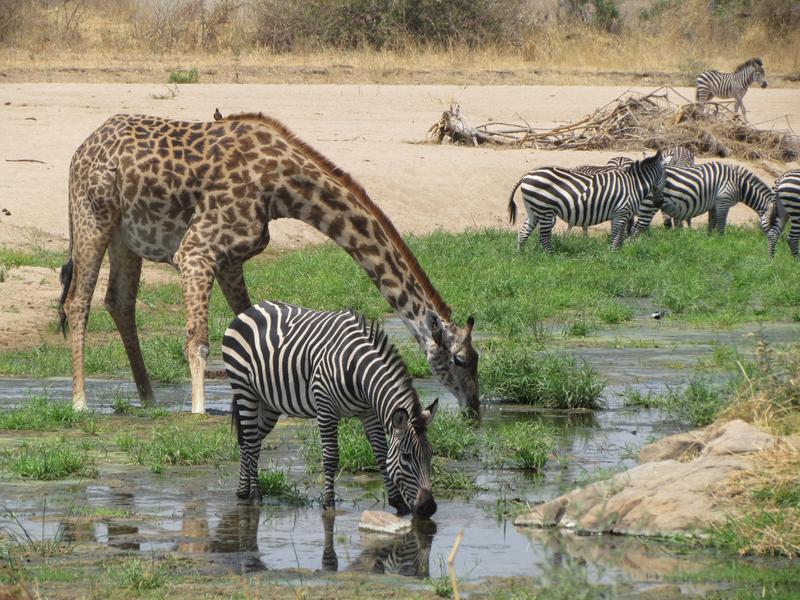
left=424, top=311, right=480, bottom=416
left=739, top=57, right=767, bottom=88
left=387, top=399, right=438, bottom=519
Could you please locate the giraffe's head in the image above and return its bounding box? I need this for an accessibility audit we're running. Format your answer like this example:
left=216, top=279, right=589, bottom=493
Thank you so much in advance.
left=424, top=311, right=480, bottom=415
left=387, top=399, right=438, bottom=519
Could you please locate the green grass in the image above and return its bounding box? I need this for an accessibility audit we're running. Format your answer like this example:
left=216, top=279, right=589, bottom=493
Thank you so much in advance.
left=431, top=457, right=483, bottom=493
left=428, top=408, right=478, bottom=460
left=0, top=396, right=86, bottom=430
left=483, top=421, right=557, bottom=471
left=108, top=557, right=167, bottom=591
left=0, top=246, right=66, bottom=270
left=0, top=227, right=795, bottom=385
left=298, top=418, right=378, bottom=473
left=0, top=439, right=98, bottom=480
left=623, top=378, right=732, bottom=426
left=115, top=423, right=238, bottom=473
left=257, top=468, right=311, bottom=505
left=480, top=341, right=605, bottom=408
left=670, top=560, right=800, bottom=600
left=111, top=397, right=171, bottom=418
left=167, top=67, right=199, bottom=83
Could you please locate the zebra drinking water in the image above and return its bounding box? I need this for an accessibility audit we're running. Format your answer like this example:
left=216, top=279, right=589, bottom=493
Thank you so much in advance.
left=507, top=150, right=667, bottom=254
left=223, top=300, right=440, bottom=518
left=696, top=58, right=768, bottom=122
left=767, top=170, right=800, bottom=257
left=632, top=163, right=774, bottom=236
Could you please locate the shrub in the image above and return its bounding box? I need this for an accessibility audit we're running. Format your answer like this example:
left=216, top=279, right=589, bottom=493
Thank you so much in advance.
left=167, top=67, right=199, bottom=84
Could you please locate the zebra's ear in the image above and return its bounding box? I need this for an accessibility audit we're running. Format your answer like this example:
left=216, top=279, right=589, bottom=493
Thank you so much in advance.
left=425, top=309, right=444, bottom=347
left=392, top=408, right=409, bottom=432
left=421, top=398, right=439, bottom=426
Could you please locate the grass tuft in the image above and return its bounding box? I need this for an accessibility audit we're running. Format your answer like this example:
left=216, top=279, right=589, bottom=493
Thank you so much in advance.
left=1, top=439, right=97, bottom=480
left=115, top=423, right=238, bottom=473
left=0, top=396, right=85, bottom=430
left=257, top=468, right=311, bottom=505
left=480, top=341, right=605, bottom=409
left=483, top=421, right=557, bottom=471
left=167, top=67, right=198, bottom=83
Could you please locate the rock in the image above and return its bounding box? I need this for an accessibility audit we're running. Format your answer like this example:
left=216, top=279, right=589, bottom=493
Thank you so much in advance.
left=358, top=510, right=411, bottom=535
left=515, top=420, right=779, bottom=537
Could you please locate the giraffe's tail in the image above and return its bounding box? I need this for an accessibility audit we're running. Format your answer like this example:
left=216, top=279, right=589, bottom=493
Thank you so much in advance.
left=58, top=257, right=73, bottom=337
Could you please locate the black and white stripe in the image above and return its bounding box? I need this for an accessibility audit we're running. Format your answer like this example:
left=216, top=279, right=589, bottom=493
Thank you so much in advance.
left=696, top=58, right=768, bottom=121
left=223, top=301, right=437, bottom=518
left=507, top=150, right=667, bottom=253
left=660, top=146, right=696, bottom=228
left=632, top=162, right=774, bottom=236
left=572, top=157, right=634, bottom=235
left=768, top=170, right=800, bottom=257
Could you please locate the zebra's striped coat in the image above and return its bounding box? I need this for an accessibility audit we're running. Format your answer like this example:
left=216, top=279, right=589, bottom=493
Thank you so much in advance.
left=660, top=146, right=696, bottom=228
left=696, top=58, right=768, bottom=121
left=507, top=151, right=667, bottom=253
left=768, top=170, right=800, bottom=257
left=632, top=162, right=774, bottom=236
left=223, top=300, right=438, bottom=517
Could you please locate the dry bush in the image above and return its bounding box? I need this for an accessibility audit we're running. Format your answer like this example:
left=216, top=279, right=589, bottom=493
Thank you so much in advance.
left=250, top=0, right=530, bottom=52
left=0, top=0, right=27, bottom=43
left=130, top=0, right=241, bottom=53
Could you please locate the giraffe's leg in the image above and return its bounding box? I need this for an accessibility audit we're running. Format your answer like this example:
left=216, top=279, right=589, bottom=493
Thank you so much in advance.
left=538, top=214, right=557, bottom=255
left=65, top=229, right=113, bottom=411
left=317, top=406, right=340, bottom=511
left=217, top=263, right=252, bottom=315
left=174, top=251, right=215, bottom=414
left=360, top=411, right=410, bottom=516
left=105, top=234, right=154, bottom=405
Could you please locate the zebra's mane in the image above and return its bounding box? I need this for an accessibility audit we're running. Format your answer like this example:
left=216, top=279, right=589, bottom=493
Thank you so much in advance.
left=734, top=57, right=763, bottom=72
left=352, top=312, right=423, bottom=421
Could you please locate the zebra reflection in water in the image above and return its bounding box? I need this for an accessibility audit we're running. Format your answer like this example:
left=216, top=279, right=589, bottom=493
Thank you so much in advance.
left=322, top=513, right=435, bottom=577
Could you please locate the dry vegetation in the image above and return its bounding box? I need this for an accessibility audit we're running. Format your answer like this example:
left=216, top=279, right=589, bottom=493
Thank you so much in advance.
left=0, top=0, right=798, bottom=84
left=428, top=87, right=799, bottom=161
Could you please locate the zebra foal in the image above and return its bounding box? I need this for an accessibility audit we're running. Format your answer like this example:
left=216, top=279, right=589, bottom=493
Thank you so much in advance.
left=507, top=150, right=667, bottom=254
left=223, top=300, right=441, bottom=518
left=632, top=163, right=773, bottom=236
left=696, top=58, right=767, bottom=122
left=768, top=170, right=800, bottom=257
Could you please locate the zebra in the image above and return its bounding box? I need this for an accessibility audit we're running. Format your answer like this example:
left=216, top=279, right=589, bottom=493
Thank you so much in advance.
left=696, top=58, right=768, bottom=122
left=571, top=157, right=634, bottom=236
left=767, top=170, right=800, bottom=257
left=222, top=300, right=439, bottom=518
left=632, top=162, right=774, bottom=237
left=660, top=146, right=696, bottom=229
left=507, top=150, right=667, bottom=254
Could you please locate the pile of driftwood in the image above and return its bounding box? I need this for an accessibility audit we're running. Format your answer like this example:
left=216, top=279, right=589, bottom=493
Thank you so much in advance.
left=427, top=87, right=798, bottom=162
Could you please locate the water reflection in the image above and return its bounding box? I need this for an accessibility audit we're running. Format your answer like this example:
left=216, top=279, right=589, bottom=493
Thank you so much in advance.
left=323, top=513, right=435, bottom=578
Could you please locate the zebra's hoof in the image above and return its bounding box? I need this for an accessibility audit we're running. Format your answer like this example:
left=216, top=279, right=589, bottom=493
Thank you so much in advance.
left=389, top=495, right=411, bottom=516
left=249, top=491, right=263, bottom=505
left=236, top=488, right=250, bottom=500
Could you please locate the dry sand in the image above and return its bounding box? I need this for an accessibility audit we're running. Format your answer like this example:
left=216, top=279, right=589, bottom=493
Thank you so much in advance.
left=0, top=83, right=797, bottom=347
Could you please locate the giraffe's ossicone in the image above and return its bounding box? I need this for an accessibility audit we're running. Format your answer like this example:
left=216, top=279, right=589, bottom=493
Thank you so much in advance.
left=59, top=112, right=480, bottom=415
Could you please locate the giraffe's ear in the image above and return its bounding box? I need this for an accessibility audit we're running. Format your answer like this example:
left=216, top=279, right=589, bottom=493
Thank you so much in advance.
left=392, top=408, right=409, bottom=432
left=425, top=309, right=444, bottom=347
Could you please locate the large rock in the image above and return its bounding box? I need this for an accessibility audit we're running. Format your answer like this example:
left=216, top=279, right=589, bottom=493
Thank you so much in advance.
left=515, top=420, right=777, bottom=536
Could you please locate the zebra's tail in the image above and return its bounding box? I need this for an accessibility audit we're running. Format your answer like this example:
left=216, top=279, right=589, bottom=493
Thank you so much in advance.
left=58, top=257, right=73, bottom=337
left=507, top=176, right=525, bottom=224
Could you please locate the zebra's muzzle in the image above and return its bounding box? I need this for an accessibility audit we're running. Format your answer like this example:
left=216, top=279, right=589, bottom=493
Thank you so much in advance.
left=414, top=488, right=437, bottom=519
left=760, top=81, right=768, bottom=88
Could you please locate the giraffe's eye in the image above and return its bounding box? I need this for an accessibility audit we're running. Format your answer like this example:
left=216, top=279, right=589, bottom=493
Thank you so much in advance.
left=453, top=355, right=468, bottom=368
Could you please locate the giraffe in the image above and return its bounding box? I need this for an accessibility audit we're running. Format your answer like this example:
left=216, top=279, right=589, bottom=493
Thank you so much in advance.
left=59, top=113, right=480, bottom=415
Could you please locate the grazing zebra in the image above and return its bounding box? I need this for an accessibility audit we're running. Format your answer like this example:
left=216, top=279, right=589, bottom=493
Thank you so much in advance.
left=632, top=163, right=774, bottom=236
left=660, top=146, right=696, bottom=229
left=767, top=170, right=800, bottom=257
left=572, top=157, right=634, bottom=235
left=507, top=150, right=667, bottom=254
left=696, top=58, right=768, bottom=121
left=223, top=300, right=439, bottom=518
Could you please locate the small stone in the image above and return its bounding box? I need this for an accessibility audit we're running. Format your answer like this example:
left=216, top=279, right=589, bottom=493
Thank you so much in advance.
left=358, top=510, right=411, bottom=535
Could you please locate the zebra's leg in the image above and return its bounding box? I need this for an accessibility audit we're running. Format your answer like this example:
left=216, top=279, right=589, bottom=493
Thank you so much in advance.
left=687, top=217, right=693, bottom=228
left=675, top=218, right=684, bottom=229
left=516, top=218, right=537, bottom=251
left=582, top=225, right=589, bottom=238
left=235, top=395, right=278, bottom=503
left=663, top=212, right=673, bottom=229
left=359, top=411, right=410, bottom=516
left=610, top=213, right=628, bottom=250
left=768, top=217, right=787, bottom=257
left=537, top=213, right=557, bottom=255
left=317, top=407, right=341, bottom=511
left=707, top=208, right=717, bottom=235
left=789, top=221, right=800, bottom=258
left=715, top=204, right=731, bottom=235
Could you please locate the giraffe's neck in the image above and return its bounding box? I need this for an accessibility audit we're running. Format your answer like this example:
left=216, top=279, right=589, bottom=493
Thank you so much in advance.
left=272, top=169, right=451, bottom=348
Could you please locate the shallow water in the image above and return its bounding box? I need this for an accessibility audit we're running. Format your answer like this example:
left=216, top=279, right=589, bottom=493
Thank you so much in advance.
left=0, top=318, right=796, bottom=588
